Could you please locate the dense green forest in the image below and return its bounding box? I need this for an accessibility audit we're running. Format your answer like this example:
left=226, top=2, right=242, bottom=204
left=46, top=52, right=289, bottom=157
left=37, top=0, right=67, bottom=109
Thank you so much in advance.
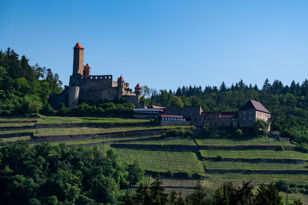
left=0, top=142, right=303, bottom=205
left=0, top=141, right=144, bottom=205
left=0, top=48, right=63, bottom=115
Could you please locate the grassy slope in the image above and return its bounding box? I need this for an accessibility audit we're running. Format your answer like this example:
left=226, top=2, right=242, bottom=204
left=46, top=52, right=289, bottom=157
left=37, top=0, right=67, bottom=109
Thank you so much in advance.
left=196, top=137, right=293, bottom=146
left=1, top=115, right=308, bottom=202
left=204, top=160, right=308, bottom=170
left=123, top=138, right=196, bottom=145
left=115, top=148, right=204, bottom=174
left=37, top=116, right=149, bottom=124
left=50, top=135, right=162, bottom=146
left=200, top=149, right=308, bottom=160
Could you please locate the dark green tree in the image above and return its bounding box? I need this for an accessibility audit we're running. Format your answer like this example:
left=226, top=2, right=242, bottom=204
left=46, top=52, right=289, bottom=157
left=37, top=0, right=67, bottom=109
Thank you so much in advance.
left=254, top=183, right=283, bottom=205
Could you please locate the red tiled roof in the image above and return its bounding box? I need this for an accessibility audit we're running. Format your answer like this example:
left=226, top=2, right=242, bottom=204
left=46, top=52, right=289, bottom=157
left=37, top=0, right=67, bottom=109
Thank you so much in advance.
left=239, top=100, right=270, bottom=114
left=74, top=42, right=84, bottom=49
left=152, top=105, right=166, bottom=109
left=84, top=63, right=91, bottom=69
left=117, top=76, right=124, bottom=82
left=135, top=83, right=141, bottom=89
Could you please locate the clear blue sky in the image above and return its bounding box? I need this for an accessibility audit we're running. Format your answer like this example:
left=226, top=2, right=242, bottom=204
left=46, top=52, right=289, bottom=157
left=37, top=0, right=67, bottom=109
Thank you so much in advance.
left=1, top=0, right=307, bottom=91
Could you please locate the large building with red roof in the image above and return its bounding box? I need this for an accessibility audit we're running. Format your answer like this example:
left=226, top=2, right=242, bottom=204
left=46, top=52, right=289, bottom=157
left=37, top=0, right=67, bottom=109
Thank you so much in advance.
left=50, top=43, right=144, bottom=109
left=155, top=100, right=271, bottom=130
left=201, top=100, right=271, bottom=130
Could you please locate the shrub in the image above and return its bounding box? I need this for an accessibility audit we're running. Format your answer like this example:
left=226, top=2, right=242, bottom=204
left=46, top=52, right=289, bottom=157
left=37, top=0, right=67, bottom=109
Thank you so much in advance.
left=234, top=128, right=243, bottom=136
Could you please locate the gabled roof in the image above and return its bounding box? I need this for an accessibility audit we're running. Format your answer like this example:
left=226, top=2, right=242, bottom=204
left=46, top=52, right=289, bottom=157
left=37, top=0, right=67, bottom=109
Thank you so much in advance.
left=84, top=63, right=91, bottom=69
left=74, top=42, right=84, bottom=49
left=135, top=83, right=141, bottom=89
left=151, top=105, right=166, bottom=109
left=239, top=100, right=270, bottom=114
left=117, top=75, right=124, bottom=82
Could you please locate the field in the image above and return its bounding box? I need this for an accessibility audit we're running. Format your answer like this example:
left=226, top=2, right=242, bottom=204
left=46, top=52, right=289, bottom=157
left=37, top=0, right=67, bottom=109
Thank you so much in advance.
left=196, top=137, right=294, bottom=146
left=50, top=135, right=163, bottom=146
left=200, top=149, right=308, bottom=160
left=33, top=126, right=165, bottom=136
left=124, top=138, right=196, bottom=145
left=116, top=148, right=204, bottom=174
left=37, top=116, right=149, bottom=124
left=208, top=173, right=308, bottom=184
left=204, top=160, right=308, bottom=170
left=1, top=115, right=308, bottom=203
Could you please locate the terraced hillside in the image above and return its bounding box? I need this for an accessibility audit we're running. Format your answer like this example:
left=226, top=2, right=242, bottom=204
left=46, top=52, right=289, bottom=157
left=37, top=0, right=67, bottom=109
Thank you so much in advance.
left=1, top=116, right=308, bottom=203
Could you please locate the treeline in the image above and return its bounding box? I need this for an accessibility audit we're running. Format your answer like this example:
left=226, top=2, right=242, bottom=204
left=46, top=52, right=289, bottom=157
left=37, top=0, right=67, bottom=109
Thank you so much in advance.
left=144, top=79, right=308, bottom=142
left=0, top=141, right=144, bottom=205
left=0, top=48, right=63, bottom=115
left=122, top=179, right=303, bottom=205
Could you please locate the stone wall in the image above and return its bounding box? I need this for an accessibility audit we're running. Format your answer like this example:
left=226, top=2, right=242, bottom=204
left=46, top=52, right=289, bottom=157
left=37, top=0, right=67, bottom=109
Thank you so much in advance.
left=161, top=120, right=190, bottom=126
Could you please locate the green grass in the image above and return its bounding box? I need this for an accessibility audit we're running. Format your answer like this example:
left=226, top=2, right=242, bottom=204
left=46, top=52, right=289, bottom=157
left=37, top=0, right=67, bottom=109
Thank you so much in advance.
left=204, top=160, right=308, bottom=170
left=0, top=117, right=38, bottom=122
left=1, top=129, right=34, bottom=134
left=124, top=138, right=196, bottom=145
left=37, top=116, right=149, bottom=124
left=208, top=173, right=308, bottom=184
left=200, top=150, right=308, bottom=160
left=0, top=123, right=35, bottom=127
left=33, top=126, right=169, bottom=136
left=1, top=136, right=31, bottom=142
left=50, top=135, right=161, bottom=145
left=115, top=148, right=204, bottom=174
left=196, top=137, right=293, bottom=146
left=281, top=193, right=308, bottom=205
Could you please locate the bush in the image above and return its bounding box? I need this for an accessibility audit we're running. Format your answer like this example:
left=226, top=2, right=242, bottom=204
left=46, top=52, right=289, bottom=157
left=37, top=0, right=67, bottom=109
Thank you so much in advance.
left=234, top=128, right=243, bottom=136
left=162, top=128, right=193, bottom=137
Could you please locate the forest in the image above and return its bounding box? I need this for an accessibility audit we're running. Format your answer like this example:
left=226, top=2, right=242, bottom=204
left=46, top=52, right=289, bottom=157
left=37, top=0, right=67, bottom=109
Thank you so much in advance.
left=0, top=48, right=63, bottom=116
left=0, top=141, right=304, bottom=205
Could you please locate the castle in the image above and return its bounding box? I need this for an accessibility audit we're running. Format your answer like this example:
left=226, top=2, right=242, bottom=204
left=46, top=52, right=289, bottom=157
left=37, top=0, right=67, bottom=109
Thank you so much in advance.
left=50, top=43, right=144, bottom=108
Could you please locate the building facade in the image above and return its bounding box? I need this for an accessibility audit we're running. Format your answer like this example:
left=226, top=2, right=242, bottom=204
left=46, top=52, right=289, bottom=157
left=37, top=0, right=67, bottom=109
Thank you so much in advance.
left=50, top=42, right=143, bottom=109
left=238, top=100, right=271, bottom=131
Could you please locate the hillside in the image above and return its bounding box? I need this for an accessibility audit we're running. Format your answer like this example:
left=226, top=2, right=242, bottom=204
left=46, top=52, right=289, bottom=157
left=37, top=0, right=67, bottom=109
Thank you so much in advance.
left=1, top=116, right=308, bottom=204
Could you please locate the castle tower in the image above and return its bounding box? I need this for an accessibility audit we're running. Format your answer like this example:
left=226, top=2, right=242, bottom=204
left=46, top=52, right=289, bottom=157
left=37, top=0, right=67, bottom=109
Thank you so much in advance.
left=117, top=75, right=125, bottom=100
left=73, top=42, right=84, bottom=76
left=83, top=63, right=91, bottom=78
left=135, top=83, right=142, bottom=99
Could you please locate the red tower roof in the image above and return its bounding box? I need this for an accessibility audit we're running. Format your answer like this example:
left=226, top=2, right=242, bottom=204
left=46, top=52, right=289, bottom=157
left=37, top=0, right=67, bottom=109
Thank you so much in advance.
left=74, top=42, right=84, bottom=49
left=135, top=83, right=141, bottom=89
left=84, top=63, right=91, bottom=69
left=117, top=76, right=124, bottom=82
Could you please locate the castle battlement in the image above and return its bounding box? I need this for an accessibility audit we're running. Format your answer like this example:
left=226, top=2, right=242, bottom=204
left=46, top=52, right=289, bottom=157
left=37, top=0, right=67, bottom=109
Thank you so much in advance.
left=85, top=75, right=113, bottom=80
left=64, top=42, right=143, bottom=108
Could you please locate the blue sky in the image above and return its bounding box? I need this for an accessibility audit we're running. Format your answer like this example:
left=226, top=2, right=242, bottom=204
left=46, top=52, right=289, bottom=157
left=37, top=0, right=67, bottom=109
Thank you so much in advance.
left=0, top=0, right=307, bottom=91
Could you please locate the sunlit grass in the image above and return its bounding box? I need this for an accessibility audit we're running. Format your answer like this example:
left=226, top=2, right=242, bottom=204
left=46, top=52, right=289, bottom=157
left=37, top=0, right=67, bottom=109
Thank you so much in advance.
left=204, top=160, right=307, bottom=170
left=200, top=150, right=308, bottom=160
left=116, top=148, right=204, bottom=174
left=196, top=137, right=293, bottom=146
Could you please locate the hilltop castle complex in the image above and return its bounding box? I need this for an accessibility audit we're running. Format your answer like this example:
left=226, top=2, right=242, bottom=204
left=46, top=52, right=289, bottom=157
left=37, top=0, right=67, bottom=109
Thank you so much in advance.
left=50, top=43, right=143, bottom=108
